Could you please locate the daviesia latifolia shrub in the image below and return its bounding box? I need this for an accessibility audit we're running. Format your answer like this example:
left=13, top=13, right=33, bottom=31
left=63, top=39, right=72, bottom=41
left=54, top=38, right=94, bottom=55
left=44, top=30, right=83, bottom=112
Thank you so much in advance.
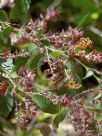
left=0, top=1, right=102, bottom=136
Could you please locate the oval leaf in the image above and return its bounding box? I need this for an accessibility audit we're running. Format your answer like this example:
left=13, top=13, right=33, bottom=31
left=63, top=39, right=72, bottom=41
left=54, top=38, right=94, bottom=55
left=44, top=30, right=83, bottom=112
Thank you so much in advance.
left=53, top=109, right=67, bottom=128
left=31, top=94, right=62, bottom=114
left=0, top=90, right=13, bottom=117
left=0, top=10, right=9, bottom=21
left=83, top=70, right=94, bottom=79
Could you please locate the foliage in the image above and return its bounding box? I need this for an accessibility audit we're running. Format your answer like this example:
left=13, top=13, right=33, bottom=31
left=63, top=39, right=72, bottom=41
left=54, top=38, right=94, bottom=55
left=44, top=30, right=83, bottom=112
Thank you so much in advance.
left=0, top=0, right=102, bottom=136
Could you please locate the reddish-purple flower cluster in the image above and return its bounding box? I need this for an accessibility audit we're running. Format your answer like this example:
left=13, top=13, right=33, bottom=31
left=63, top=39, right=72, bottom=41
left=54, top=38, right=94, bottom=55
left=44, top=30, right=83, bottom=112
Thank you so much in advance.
left=46, top=9, right=60, bottom=22
left=69, top=26, right=83, bottom=45
left=70, top=99, right=98, bottom=136
left=86, top=50, right=102, bottom=63
left=18, top=67, right=36, bottom=93
left=59, top=95, right=71, bottom=106
left=18, top=99, right=38, bottom=130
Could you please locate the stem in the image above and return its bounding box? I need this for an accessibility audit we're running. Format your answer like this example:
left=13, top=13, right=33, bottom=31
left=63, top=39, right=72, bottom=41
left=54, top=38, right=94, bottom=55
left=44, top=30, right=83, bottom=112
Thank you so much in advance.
left=90, top=68, right=102, bottom=76
left=74, top=58, right=88, bottom=70
left=74, top=89, right=93, bottom=98
left=0, top=66, right=27, bottom=99
left=64, top=69, right=70, bottom=80
left=93, top=74, right=102, bottom=84
left=74, top=58, right=102, bottom=84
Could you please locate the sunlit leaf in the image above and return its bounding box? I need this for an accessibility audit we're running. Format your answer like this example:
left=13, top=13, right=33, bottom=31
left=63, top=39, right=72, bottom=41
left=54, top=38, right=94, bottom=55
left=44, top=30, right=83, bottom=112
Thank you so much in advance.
left=53, top=109, right=67, bottom=128
left=83, top=70, right=94, bottom=79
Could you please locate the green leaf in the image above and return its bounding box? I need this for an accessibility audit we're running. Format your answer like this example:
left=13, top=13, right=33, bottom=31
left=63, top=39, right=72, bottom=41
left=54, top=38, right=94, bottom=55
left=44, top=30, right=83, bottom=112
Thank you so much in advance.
left=94, top=103, right=102, bottom=111
left=83, top=70, right=94, bottom=79
left=28, top=54, right=43, bottom=69
left=0, top=10, right=9, bottom=21
left=3, top=25, right=12, bottom=37
left=51, top=51, right=62, bottom=58
left=2, top=58, right=13, bottom=73
left=31, top=94, right=62, bottom=114
left=15, top=56, right=29, bottom=71
left=64, top=61, right=81, bottom=83
left=69, top=0, right=97, bottom=10
left=36, top=28, right=44, bottom=38
left=9, top=0, right=31, bottom=23
left=0, top=21, right=12, bottom=44
left=33, top=82, right=48, bottom=92
left=35, top=0, right=52, bottom=8
left=64, top=62, right=73, bottom=74
left=9, top=71, right=18, bottom=79
left=70, top=12, right=92, bottom=26
left=55, top=87, right=68, bottom=96
left=53, top=109, right=67, bottom=128
left=37, top=113, right=51, bottom=123
left=1, top=58, right=18, bottom=79
left=0, top=90, right=13, bottom=117
left=40, top=39, right=50, bottom=47
left=85, top=103, right=102, bottom=112
left=96, top=114, right=102, bottom=122
left=27, top=44, right=37, bottom=53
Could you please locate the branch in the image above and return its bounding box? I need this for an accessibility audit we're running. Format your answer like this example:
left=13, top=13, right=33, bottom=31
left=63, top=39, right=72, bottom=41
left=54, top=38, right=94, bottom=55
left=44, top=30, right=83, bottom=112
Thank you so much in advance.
left=90, top=68, right=102, bottom=76
left=74, top=86, right=102, bottom=98
left=74, top=89, right=93, bottom=98
left=88, top=26, right=102, bottom=38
